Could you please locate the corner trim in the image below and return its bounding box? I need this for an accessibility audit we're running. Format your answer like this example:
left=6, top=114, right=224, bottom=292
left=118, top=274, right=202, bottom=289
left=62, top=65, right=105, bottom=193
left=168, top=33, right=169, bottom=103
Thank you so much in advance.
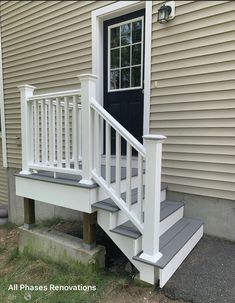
left=0, top=26, right=7, bottom=167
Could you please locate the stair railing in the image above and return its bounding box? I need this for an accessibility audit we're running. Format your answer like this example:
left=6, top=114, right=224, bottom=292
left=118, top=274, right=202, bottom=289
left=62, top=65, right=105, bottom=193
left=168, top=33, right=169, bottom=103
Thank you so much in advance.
left=79, top=74, right=166, bottom=263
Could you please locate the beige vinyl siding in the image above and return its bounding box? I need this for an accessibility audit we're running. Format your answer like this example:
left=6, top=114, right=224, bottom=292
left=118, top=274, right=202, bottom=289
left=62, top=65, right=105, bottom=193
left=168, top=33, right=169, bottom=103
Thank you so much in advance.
left=0, top=139, right=8, bottom=205
left=1, top=0, right=235, bottom=201
left=0, top=0, right=114, bottom=168
left=151, top=1, right=235, bottom=200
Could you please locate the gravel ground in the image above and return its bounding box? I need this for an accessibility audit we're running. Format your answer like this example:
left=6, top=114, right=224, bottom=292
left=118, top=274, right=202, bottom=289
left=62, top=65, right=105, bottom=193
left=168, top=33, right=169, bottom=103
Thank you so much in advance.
left=163, top=235, right=235, bottom=303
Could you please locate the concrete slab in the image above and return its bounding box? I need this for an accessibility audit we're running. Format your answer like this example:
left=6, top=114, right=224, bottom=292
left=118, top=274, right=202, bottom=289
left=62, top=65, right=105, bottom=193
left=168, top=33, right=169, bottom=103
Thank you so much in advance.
left=163, top=235, right=235, bottom=303
left=18, top=227, right=106, bottom=268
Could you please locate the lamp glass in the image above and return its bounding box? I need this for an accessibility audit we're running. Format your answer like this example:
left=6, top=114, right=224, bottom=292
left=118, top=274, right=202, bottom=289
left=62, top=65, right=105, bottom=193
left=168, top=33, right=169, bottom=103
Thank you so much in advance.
left=157, top=5, right=172, bottom=24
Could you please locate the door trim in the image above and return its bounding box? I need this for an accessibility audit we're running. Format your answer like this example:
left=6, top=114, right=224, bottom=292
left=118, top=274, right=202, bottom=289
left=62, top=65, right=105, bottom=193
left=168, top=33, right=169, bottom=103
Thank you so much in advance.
left=92, top=1, right=152, bottom=136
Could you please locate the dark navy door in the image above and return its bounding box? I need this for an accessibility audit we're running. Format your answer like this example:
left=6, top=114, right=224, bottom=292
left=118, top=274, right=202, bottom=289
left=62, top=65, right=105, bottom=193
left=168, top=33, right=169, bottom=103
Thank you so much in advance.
left=103, top=10, right=145, bottom=151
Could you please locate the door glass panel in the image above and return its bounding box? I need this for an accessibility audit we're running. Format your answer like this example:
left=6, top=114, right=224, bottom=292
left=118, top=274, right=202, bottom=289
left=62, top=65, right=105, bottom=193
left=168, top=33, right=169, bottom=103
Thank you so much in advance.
left=111, top=27, right=120, bottom=48
left=110, top=70, right=120, bottom=90
left=111, top=49, right=119, bottom=69
left=131, top=66, right=141, bottom=87
left=121, top=23, right=131, bottom=45
left=121, top=46, right=130, bottom=67
left=132, top=44, right=141, bottom=65
left=132, top=21, right=142, bottom=43
left=109, top=17, right=143, bottom=91
left=121, top=68, right=130, bottom=88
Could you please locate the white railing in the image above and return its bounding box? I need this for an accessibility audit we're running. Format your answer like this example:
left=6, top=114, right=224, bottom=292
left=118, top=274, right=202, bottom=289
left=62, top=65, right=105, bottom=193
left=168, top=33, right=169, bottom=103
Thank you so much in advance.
left=18, top=86, right=82, bottom=175
left=19, top=74, right=166, bottom=264
left=90, top=98, right=145, bottom=232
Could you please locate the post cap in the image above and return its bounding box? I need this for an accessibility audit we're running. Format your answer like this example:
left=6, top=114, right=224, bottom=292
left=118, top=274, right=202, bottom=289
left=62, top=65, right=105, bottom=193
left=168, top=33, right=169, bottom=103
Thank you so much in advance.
left=77, top=74, right=98, bottom=81
left=17, top=84, right=36, bottom=91
left=143, top=134, right=166, bottom=141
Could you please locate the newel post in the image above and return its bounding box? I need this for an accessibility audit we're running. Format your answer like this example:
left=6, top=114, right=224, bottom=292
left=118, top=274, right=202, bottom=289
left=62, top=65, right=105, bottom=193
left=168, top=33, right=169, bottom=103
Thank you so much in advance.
left=140, top=134, right=166, bottom=263
left=78, top=74, right=98, bottom=185
left=18, top=85, right=36, bottom=175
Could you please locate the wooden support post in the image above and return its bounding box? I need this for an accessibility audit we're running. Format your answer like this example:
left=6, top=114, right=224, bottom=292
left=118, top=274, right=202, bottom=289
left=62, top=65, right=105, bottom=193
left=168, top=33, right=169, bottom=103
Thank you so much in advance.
left=83, top=212, right=97, bottom=250
left=24, top=197, right=35, bottom=229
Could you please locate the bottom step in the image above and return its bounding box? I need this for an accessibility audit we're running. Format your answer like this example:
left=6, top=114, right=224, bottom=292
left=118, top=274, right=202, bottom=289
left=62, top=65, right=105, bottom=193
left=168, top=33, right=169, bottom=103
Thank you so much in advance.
left=133, top=217, right=203, bottom=287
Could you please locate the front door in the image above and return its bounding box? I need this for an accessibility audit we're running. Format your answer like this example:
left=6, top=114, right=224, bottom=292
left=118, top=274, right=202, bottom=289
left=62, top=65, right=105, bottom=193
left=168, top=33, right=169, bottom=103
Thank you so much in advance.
left=103, top=10, right=145, bottom=150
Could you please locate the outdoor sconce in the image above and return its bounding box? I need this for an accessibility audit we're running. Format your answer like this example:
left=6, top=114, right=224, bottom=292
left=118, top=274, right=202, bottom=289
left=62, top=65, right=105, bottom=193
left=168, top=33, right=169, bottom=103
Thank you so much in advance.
left=157, top=1, right=175, bottom=24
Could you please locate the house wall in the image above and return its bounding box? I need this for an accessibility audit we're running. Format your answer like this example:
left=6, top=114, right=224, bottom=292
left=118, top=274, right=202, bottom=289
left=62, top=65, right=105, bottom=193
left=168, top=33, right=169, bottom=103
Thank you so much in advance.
left=0, top=138, right=8, bottom=205
left=0, top=0, right=114, bottom=168
left=152, top=0, right=235, bottom=201
left=0, top=1, right=234, bottom=207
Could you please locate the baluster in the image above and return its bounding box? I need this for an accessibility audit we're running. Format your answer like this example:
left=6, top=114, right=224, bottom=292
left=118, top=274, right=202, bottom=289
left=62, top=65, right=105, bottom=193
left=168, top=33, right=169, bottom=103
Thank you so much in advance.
left=105, top=122, right=111, bottom=184
left=126, top=142, right=132, bottom=209
left=33, top=100, right=39, bottom=164
left=64, top=97, right=70, bottom=168
left=78, top=106, right=82, bottom=161
left=115, top=132, right=121, bottom=197
left=52, top=102, right=56, bottom=162
left=137, top=154, right=144, bottom=222
left=72, top=96, right=78, bottom=170
left=41, top=99, right=47, bottom=164
left=48, top=98, right=54, bottom=166
left=56, top=97, right=62, bottom=167
left=94, top=111, right=101, bottom=175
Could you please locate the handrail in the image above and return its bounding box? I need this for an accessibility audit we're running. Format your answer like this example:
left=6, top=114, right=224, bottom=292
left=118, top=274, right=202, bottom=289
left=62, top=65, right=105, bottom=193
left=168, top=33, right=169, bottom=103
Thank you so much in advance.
left=91, top=97, right=146, bottom=157
left=28, top=89, right=81, bottom=101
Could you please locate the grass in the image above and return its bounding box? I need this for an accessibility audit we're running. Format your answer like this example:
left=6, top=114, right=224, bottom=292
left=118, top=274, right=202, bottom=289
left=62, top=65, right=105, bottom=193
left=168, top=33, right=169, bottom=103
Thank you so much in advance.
left=0, top=245, right=5, bottom=253
left=0, top=251, right=119, bottom=303
left=0, top=224, right=131, bottom=303
left=0, top=223, right=178, bottom=303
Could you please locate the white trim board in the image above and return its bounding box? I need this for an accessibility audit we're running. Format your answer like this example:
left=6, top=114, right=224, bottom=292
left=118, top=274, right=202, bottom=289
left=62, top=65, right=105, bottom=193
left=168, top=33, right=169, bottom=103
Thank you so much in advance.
left=92, top=1, right=152, bottom=136
left=0, top=27, right=7, bottom=167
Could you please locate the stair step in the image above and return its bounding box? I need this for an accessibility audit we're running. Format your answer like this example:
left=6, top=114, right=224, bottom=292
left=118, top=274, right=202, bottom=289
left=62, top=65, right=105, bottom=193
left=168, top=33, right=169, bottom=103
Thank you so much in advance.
left=109, top=200, right=184, bottom=239
left=101, top=165, right=138, bottom=183
left=93, top=184, right=168, bottom=213
left=160, top=200, right=184, bottom=222
left=133, top=217, right=203, bottom=268
left=111, top=220, right=141, bottom=239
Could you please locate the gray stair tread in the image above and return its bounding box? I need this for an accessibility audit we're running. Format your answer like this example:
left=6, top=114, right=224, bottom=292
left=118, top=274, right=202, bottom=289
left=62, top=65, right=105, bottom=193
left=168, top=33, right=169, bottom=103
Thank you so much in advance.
left=110, top=221, right=141, bottom=239
left=160, top=200, right=184, bottom=222
left=92, top=200, right=119, bottom=213
left=101, top=165, right=138, bottom=183
left=133, top=217, right=203, bottom=269
left=110, top=201, right=184, bottom=239
left=93, top=184, right=167, bottom=212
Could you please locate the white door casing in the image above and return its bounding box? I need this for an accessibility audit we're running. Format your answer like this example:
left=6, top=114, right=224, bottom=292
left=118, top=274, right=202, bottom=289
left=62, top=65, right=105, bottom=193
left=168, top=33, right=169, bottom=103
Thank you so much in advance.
left=92, top=1, right=152, bottom=136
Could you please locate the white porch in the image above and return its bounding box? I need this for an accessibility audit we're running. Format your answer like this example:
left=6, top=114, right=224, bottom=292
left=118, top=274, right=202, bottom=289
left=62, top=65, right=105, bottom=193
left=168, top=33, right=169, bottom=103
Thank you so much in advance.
left=16, top=74, right=203, bottom=287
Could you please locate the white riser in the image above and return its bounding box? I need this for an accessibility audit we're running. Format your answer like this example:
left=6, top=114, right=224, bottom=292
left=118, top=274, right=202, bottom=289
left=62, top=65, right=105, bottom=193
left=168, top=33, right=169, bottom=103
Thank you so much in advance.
left=93, top=174, right=144, bottom=203
left=110, top=199, right=183, bottom=235
left=160, top=206, right=184, bottom=236
left=107, top=188, right=167, bottom=228
left=161, top=188, right=166, bottom=203
left=159, top=225, right=203, bottom=288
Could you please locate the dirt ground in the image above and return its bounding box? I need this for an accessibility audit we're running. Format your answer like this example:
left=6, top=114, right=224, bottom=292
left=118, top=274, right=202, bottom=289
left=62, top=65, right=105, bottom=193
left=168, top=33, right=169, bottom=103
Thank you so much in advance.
left=0, top=224, right=188, bottom=303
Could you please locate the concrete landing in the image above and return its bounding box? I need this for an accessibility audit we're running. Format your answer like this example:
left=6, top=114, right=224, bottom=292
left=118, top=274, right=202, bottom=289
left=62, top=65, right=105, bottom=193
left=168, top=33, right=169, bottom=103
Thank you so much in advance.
left=163, top=235, right=235, bottom=303
left=18, top=227, right=106, bottom=268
